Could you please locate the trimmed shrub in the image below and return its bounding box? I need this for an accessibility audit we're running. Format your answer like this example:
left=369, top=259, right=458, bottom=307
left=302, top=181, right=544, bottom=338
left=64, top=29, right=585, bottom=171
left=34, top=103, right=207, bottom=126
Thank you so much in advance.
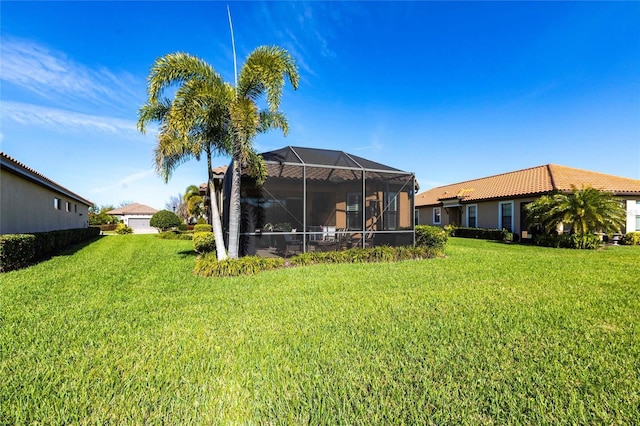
left=158, top=231, right=193, bottom=240
left=196, top=217, right=207, bottom=225
left=193, top=231, right=216, bottom=254
left=0, top=234, right=36, bottom=272
left=193, top=224, right=213, bottom=233
left=621, top=232, right=640, bottom=246
left=415, top=225, right=448, bottom=252
left=178, top=223, right=188, bottom=232
left=1, top=227, right=100, bottom=272
left=450, top=227, right=512, bottom=242
left=150, top=210, right=182, bottom=231
left=115, top=223, right=133, bottom=234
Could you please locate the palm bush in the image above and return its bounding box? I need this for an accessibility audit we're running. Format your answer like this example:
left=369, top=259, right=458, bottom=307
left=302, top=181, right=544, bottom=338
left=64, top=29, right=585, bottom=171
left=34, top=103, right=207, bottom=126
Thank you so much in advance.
left=526, top=186, right=626, bottom=248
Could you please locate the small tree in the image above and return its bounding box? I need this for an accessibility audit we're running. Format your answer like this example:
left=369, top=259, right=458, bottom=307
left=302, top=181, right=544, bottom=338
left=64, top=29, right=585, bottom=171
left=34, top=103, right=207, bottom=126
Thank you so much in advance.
left=150, top=210, right=182, bottom=232
left=526, top=186, right=626, bottom=236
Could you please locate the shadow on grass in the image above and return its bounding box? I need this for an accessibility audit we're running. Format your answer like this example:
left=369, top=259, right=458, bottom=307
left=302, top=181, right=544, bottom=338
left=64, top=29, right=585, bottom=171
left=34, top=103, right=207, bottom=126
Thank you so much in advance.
left=56, top=236, right=105, bottom=257
left=178, top=250, right=198, bottom=258
left=3, top=236, right=105, bottom=273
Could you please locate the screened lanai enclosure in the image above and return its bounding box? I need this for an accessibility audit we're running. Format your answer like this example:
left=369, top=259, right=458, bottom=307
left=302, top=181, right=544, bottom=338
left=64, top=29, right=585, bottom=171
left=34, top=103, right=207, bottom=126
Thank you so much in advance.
left=224, top=146, right=417, bottom=257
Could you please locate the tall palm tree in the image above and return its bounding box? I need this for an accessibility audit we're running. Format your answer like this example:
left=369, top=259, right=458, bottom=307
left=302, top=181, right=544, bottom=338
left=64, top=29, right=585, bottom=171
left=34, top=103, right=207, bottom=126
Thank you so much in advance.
left=139, top=47, right=298, bottom=259
left=226, top=46, right=299, bottom=258
left=137, top=53, right=233, bottom=260
left=526, top=185, right=626, bottom=235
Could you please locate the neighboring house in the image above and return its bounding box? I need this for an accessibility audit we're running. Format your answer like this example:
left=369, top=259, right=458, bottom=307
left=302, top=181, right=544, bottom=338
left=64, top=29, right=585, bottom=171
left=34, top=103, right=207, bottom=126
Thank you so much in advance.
left=415, top=164, right=640, bottom=239
left=1, top=152, right=92, bottom=235
left=107, top=203, right=158, bottom=234
left=222, top=146, right=418, bottom=256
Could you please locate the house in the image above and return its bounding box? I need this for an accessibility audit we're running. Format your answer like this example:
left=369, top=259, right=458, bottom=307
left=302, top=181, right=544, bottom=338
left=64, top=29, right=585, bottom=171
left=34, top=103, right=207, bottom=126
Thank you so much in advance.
left=1, top=152, right=92, bottom=234
left=221, top=146, right=418, bottom=256
left=107, top=203, right=158, bottom=234
left=415, top=164, right=640, bottom=239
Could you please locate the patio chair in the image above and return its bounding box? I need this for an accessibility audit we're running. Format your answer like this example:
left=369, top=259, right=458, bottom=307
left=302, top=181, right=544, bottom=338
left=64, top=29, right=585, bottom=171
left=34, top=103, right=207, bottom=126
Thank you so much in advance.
left=322, top=225, right=336, bottom=241
left=351, top=230, right=374, bottom=248
left=282, top=233, right=303, bottom=257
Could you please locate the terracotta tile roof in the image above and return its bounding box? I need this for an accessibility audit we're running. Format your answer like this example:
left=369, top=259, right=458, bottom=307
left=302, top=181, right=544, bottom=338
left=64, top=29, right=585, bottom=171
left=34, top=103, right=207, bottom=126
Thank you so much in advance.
left=416, top=164, right=640, bottom=207
left=212, top=165, right=228, bottom=176
left=107, top=203, right=158, bottom=215
left=1, top=151, right=93, bottom=206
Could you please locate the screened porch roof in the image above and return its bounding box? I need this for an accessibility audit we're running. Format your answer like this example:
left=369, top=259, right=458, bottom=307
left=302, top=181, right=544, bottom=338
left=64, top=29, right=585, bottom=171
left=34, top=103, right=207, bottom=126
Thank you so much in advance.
left=261, top=146, right=410, bottom=174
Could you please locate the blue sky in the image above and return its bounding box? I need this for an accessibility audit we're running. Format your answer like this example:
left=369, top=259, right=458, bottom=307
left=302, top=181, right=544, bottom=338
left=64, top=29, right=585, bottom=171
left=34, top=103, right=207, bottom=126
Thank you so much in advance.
left=2, top=1, right=639, bottom=210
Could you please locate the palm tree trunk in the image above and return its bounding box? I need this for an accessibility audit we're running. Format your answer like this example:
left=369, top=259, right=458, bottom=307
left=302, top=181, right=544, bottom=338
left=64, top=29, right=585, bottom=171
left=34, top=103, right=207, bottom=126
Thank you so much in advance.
left=207, top=152, right=227, bottom=260
left=227, top=155, right=242, bottom=259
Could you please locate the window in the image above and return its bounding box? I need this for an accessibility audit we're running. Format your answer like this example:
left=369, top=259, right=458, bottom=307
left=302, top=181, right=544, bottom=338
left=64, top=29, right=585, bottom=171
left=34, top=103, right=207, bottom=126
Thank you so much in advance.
left=499, top=201, right=514, bottom=232
left=65, top=201, right=71, bottom=212
left=346, top=192, right=362, bottom=230
left=414, top=209, right=420, bottom=225
left=637, top=201, right=640, bottom=231
left=74, top=204, right=78, bottom=213
left=54, top=198, right=61, bottom=210
left=433, top=207, right=442, bottom=225
left=466, top=205, right=477, bottom=228
left=384, top=192, right=398, bottom=230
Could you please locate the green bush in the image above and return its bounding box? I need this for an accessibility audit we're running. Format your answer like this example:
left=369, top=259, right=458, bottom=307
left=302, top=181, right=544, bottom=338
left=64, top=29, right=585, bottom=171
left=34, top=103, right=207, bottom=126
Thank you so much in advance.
left=150, top=210, right=182, bottom=231
left=193, top=224, right=213, bottom=233
left=415, top=225, right=448, bottom=252
left=193, top=231, right=216, bottom=254
left=0, top=234, right=36, bottom=272
left=178, top=223, right=188, bottom=232
left=157, top=231, right=193, bottom=240
left=196, top=217, right=207, bottom=225
left=194, top=255, right=284, bottom=277
left=450, top=227, right=512, bottom=242
left=568, top=233, right=602, bottom=250
left=1, top=227, right=100, bottom=272
left=115, top=223, right=133, bottom=235
left=444, top=224, right=457, bottom=237
left=534, top=233, right=602, bottom=250
left=621, top=232, right=640, bottom=246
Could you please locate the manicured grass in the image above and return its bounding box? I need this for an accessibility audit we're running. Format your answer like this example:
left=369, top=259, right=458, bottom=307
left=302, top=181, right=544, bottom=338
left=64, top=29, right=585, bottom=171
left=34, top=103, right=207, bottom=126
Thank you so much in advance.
left=1, top=236, right=638, bottom=424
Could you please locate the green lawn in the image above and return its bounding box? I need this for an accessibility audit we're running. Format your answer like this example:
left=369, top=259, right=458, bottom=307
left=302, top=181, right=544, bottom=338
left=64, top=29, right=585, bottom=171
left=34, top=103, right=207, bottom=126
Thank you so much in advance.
left=1, top=235, right=638, bottom=424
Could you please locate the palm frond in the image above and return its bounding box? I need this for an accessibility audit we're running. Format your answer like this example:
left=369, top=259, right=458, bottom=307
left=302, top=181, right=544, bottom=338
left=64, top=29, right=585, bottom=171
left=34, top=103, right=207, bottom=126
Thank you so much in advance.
left=237, top=45, right=299, bottom=111
left=147, top=52, right=226, bottom=102
left=258, top=110, right=289, bottom=135
left=137, top=98, right=172, bottom=133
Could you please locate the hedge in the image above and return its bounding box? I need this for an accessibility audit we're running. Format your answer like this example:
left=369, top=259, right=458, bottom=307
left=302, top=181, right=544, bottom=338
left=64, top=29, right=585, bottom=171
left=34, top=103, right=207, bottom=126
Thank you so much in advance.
left=0, top=227, right=100, bottom=273
left=449, top=226, right=512, bottom=242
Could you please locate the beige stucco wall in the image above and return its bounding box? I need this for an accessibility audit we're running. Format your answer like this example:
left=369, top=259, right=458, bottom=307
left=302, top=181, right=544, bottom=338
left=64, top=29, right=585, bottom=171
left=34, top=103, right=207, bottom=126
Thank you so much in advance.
left=1, top=170, right=89, bottom=234
left=417, top=197, right=540, bottom=236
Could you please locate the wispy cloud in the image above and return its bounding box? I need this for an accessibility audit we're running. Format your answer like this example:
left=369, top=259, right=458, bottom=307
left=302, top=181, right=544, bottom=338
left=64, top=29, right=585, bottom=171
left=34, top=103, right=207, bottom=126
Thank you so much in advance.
left=0, top=101, right=147, bottom=138
left=90, top=169, right=156, bottom=194
left=0, top=36, right=141, bottom=114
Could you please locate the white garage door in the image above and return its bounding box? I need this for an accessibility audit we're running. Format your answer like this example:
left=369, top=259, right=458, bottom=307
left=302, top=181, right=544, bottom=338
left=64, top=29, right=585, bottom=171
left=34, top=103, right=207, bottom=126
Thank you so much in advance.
left=128, top=218, right=155, bottom=233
